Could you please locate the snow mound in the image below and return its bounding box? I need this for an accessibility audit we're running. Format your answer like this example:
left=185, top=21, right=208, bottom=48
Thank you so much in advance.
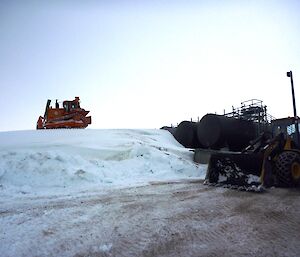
left=0, top=129, right=206, bottom=197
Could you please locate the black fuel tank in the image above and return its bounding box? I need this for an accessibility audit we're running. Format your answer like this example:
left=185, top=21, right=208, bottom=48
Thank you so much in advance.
left=174, top=121, right=202, bottom=149
left=196, top=114, right=256, bottom=151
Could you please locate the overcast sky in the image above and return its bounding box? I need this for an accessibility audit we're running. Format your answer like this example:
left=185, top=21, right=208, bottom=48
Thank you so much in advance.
left=1, top=0, right=300, bottom=131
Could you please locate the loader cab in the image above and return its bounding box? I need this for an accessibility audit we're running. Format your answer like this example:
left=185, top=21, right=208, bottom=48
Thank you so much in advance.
left=271, top=117, right=300, bottom=145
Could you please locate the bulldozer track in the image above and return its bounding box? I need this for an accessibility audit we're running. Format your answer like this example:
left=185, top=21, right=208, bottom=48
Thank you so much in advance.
left=1, top=182, right=300, bottom=257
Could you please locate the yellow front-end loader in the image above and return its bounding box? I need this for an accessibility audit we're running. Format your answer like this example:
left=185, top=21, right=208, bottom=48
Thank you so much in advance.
left=204, top=71, right=300, bottom=192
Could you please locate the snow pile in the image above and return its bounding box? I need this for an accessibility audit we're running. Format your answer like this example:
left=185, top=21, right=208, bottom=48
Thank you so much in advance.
left=0, top=129, right=206, bottom=197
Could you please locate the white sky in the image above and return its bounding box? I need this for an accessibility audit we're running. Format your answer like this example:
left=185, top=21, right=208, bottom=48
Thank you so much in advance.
left=1, top=0, right=300, bottom=131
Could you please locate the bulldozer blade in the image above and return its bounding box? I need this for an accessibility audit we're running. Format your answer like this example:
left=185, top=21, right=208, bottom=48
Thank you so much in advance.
left=205, top=152, right=264, bottom=192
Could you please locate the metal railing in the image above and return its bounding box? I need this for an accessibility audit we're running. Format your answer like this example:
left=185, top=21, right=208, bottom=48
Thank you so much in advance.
left=224, top=99, right=275, bottom=123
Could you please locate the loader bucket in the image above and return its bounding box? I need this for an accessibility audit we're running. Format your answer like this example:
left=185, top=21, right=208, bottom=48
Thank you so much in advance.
left=205, top=152, right=264, bottom=191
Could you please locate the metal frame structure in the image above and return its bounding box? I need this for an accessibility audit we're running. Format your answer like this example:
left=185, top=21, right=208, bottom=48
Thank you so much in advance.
left=222, top=99, right=275, bottom=136
left=224, top=99, right=274, bottom=123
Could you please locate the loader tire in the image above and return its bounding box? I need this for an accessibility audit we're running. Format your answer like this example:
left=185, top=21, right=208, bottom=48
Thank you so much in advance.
left=275, top=151, right=300, bottom=187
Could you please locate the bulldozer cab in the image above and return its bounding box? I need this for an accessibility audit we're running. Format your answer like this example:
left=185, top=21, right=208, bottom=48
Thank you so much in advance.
left=63, top=97, right=81, bottom=113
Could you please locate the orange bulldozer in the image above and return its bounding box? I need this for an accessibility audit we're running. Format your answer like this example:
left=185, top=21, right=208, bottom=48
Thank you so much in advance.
left=36, top=97, right=91, bottom=129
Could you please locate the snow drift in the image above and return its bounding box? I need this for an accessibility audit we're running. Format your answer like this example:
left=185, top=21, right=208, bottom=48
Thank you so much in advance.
left=0, top=129, right=206, bottom=197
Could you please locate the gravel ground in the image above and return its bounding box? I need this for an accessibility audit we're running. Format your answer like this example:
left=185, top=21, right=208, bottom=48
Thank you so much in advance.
left=1, top=180, right=300, bottom=257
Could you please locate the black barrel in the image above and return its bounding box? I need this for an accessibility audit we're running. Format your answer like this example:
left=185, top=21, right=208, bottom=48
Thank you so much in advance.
left=174, top=121, right=201, bottom=149
left=196, top=114, right=256, bottom=151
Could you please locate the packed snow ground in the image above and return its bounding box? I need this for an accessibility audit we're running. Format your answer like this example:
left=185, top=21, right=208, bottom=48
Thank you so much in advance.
left=0, top=129, right=206, bottom=197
